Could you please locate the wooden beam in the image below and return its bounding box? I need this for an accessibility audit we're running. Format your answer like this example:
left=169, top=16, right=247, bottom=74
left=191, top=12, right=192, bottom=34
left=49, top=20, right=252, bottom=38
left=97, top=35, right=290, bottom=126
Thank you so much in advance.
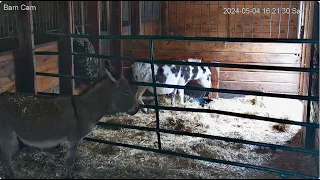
left=160, top=1, right=169, bottom=35
left=13, top=1, right=36, bottom=94
left=109, top=1, right=123, bottom=75
left=58, top=1, right=74, bottom=95
left=12, top=0, right=36, bottom=153
left=87, top=1, right=104, bottom=76
left=300, top=1, right=316, bottom=149
left=131, top=1, right=141, bottom=35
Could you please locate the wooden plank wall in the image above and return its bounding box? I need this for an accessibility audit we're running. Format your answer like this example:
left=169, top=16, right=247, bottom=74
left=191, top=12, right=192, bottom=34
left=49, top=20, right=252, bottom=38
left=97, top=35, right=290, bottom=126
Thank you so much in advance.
left=1, top=18, right=161, bottom=95
left=0, top=42, right=59, bottom=94
left=124, top=41, right=302, bottom=97
left=122, top=1, right=303, bottom=97
left=167, top=1, right=299, bottom=38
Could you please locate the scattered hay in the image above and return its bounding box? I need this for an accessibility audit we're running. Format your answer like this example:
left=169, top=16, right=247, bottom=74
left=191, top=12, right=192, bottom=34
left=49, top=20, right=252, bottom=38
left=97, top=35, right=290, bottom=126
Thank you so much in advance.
left=250, top=98, right=257, bottom=105
left=272, top=123, right=287, bottom=132
left=1, top=95, right=317, bottom=179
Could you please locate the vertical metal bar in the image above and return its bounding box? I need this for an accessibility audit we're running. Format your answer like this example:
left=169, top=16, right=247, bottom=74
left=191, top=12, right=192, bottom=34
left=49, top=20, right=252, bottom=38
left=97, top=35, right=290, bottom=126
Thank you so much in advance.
left=54, top=2, right=57, bottom=29
left=144, top=1, right=146, bottom=34
left=287, top=1, right=292, bottom=38
left=159, top=1, right=162, bottom=35
left=42, top=1, right=45, bottom=31
left=192, top=2, right=195, bottom=36
left=78, top=1, right=81, bottom=28
left=167, top=1, right=170, bottom=35
left=217, top=1, right=220, bottom=37
left=0, top=9, right=3, bottom=37
left=36, top=1, right=40, bottom=32
left=151, top=1, right=154, bottom=35
left=209, top=1, right=211, bottom=36
left=260, top=1, right=263, bottom=38
left=200, top=1, right=202, bottom=36
left=278, top=1, right=282, bottom=38
left=48, top=1, right=52, bottom=30
left=252, top=1, right=255, bottom=38
left=176, top=1, right=178, bottom=35
left=234, top=1, right=236, bottom=37
left=43, top=1, right=47, bottom=31
left=52, top=1, right=55, bottom=30
left=242, top=1, right=245, bottom=38
left=269, top=1, right=273, bottom=38
left=149, top=39, right=162, bottom=150
left=81, top=1, right=85, bottom=33
left=71, top=1, right=75, bottom=34
left=10, top=6, right=14, bottom=37
left=184, top=1, right=186, bottom=36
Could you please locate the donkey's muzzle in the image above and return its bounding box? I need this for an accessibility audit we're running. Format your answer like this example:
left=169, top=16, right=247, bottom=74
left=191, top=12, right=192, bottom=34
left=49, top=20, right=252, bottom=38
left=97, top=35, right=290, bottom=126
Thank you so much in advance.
left=127, top=103, right=140, bottom=115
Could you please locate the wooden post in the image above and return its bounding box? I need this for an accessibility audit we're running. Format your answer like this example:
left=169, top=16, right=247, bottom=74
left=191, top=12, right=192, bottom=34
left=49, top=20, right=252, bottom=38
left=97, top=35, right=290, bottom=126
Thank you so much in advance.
left=13, top=1, right=36, bottom=94
left=87, top=1, right=104, bottom=76
left=109, top=1, right=123, bottom=75
left=300, top=1, right=316, bottom=149
left=12, top=0, right=37, bottom=153
left=58, top=1, right=74, bottom=95
left=160, top=1, right=168, bottom=35
left=131, top=1, right=141, bottom=35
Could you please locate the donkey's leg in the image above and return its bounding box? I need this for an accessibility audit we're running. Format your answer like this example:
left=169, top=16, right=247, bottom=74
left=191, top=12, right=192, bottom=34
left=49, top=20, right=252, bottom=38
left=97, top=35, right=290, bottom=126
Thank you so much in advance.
left=178, top=89, right=185, bottom=105
left=64, top=139, right=80, bottom=179
left=171, top=89, right=178, bottom=106
left=135, top=86, right=148, bottom=113
left=0, top=129, right=15, bottom=179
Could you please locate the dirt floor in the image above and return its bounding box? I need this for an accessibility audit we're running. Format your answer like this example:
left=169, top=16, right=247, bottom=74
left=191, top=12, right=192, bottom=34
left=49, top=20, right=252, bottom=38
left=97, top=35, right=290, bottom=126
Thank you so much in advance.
left=0, top=95, right=319, bottom=179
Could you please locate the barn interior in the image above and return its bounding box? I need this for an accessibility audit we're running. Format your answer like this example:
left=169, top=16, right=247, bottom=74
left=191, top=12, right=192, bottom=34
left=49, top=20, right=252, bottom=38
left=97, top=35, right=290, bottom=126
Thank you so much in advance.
left=0, top=1, right=319, bottom=179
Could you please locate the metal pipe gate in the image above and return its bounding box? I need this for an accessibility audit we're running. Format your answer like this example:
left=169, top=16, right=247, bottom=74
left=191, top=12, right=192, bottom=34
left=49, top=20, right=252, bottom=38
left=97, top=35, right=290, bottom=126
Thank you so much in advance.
left=34, top=32, right=320, bottom=179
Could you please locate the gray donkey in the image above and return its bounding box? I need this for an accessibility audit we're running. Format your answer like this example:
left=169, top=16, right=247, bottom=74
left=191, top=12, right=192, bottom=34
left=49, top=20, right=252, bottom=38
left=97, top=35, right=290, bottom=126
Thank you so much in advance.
left=0, top=67, right=140, bottom=179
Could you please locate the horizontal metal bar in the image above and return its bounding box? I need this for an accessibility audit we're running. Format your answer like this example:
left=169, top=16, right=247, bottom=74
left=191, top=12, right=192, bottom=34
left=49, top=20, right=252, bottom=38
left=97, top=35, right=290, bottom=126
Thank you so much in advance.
left=35, top=70, right=320, bottom=102
left=83, top=137, right=317, bottom=179
left=96, top=122, right=319, bottom=155
left=34, top=51, right=319, bottom=73
left=131, top=81, right=320, bottom=102
left=37, top=92, right=60, bottom=96
left=36, top=32, right=319, bottom=44
left=154, top=60, right=320, bottom=73
left=141, top=105, right=319, bottom=129
left=36, top=72, right=91, bottom=80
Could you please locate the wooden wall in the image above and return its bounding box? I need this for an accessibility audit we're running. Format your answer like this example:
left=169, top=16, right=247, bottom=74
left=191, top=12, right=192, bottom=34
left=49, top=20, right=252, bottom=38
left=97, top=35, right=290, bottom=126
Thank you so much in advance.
left=0, top=42, right=59, bottom=94
left=122, top=1, right=303, bottom=98
left=0, top=19, right=161, bottom=95
left=124, top=40, right=302, bottom=97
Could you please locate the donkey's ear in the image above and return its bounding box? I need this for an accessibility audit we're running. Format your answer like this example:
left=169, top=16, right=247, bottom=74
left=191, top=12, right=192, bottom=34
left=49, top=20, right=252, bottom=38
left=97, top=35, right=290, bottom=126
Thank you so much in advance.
left=105, top=60, right=121, bottom=80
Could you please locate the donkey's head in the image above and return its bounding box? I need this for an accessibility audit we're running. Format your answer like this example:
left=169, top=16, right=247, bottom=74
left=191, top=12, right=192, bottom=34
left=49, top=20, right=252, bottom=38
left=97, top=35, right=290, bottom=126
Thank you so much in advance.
left=192, top=59, right=212, bottom=88
left=104, top=63, right=140, bottom=116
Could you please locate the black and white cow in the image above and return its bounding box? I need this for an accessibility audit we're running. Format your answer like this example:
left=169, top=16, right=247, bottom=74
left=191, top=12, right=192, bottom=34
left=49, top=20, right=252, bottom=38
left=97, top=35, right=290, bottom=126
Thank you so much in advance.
left=131, top=58, right=212, bottom=113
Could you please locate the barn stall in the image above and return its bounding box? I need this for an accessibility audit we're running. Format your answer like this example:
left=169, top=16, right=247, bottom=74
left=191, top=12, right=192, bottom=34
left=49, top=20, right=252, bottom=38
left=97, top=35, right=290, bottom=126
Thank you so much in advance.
left=0, top=1, right=319, bottom=179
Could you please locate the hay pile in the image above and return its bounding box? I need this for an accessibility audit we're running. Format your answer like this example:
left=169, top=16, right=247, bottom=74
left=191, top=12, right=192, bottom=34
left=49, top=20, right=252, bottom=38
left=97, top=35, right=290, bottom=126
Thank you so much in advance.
left=1, top=95, right=318, bottom=179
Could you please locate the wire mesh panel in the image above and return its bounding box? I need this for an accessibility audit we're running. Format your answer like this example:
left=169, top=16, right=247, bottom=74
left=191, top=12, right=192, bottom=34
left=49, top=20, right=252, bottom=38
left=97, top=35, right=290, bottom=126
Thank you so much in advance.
left=166, top=1, right=300, bottom=38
